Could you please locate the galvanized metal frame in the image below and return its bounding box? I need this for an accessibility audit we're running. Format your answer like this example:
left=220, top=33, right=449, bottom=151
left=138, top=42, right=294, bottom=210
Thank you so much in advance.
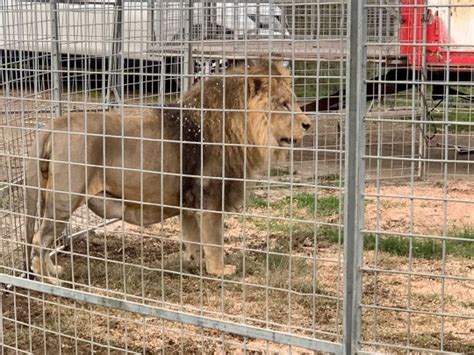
left=106, top=0, right=124, bottom=105
left=0, top=1, right=346, bottom=353
left=49, top=0, right=62, bottom=116
left=1, top=0, right=473, bottom=353
left=0, top=274, right=344, bottom=353
left=361, top=1, right=473, bottom=353
left=343, top=0, right=366, bottom=352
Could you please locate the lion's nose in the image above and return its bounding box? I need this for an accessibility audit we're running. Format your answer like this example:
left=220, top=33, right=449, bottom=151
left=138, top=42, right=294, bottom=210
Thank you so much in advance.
left=302, top=122, right=311, bottom=131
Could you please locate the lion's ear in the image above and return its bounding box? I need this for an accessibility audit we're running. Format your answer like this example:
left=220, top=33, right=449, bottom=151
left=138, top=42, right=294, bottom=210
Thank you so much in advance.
left=272, top=60, right=284, bottom=70
left=248, top=77, right=268, bottom=98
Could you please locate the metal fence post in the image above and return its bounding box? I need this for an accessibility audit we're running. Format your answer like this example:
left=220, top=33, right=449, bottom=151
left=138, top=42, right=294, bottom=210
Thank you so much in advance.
left=343, top=0, right=366, bottom=353
left=50, top=0, right=62, bottom=116
left=106, top=0, right=124, bottom=106
left=147, top=0, right=156, bottom=50
left=182, top=0, right=193, bottom=92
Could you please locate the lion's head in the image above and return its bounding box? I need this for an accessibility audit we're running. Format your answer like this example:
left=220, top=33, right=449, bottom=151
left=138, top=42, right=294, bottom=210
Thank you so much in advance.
left=243, top=62, right=312, bottom=149
left=182, top=60, right=312, bottom=177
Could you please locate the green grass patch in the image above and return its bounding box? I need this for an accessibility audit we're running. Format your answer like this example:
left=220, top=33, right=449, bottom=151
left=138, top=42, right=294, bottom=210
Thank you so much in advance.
left=291, top=61, right=381, bottom=100
left=292, top=61, right=345, bottom=99
left=290, top=193, right=340, bottom=217
left=247, top=189, right=472, bottom=261
left=318, top=225, right=342, bottom=244
left=312, top=225, right=474, bottom=259
left=269, top=167, right=292, bottom=176
left=431, top=111, right=473, bottom=133
left=247, top=193, right=340, bottom=218
left=247, top=196, right=269, bottom=209
left=260, top=218, right=473, bottom=260
left=315, top=195, right=340, bottom=216
left=264, top=220, right=314, bottom=240
left=291, top=193, right=316, bottom=210
left=365, top=228, right=474, bottom=259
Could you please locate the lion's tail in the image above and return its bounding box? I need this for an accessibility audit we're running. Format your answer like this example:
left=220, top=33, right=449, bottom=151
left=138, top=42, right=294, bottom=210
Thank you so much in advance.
left=24, top=128, right=52, bottom=274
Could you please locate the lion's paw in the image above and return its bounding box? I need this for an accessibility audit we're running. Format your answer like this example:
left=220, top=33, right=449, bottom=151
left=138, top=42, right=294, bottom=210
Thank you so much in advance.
left=222, top=264, right=237, bottom=275
left=30, top=256, right=41, bottom=275
left=30, top=255, right=63, bottom=285
left=206, top=264, right=236, bottom=276
left=49, top=264, right=64, bottom=277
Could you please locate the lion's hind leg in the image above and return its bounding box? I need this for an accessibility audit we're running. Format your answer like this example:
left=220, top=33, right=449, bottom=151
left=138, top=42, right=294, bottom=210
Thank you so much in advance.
left=31, top=216, right=68, bottom=285
left=31, top=189, right=84, bottom=285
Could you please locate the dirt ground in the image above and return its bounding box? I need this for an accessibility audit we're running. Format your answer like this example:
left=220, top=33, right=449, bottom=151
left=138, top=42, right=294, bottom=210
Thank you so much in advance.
left=365, top=179, right=474, bottom=235
left=1, top=93, right=473, bottom=353
left=2, top=179, right=473, bottom=354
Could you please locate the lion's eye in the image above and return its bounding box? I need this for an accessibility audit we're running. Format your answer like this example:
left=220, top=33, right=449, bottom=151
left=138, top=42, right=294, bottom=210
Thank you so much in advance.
left=284, top=102, right=292, bottom=111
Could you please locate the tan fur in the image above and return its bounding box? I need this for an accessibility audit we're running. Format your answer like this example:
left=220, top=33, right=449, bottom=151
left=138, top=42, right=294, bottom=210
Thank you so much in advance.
left=24, top=61, right=312, bottom=283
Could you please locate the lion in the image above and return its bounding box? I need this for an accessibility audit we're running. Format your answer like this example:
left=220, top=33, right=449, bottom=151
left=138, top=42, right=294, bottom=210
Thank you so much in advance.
left=24, top=61, right=312, bottom=284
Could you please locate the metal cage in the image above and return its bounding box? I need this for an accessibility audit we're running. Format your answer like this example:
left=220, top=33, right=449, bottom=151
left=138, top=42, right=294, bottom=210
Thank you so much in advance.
left=1, top=0, right=473, bottom=353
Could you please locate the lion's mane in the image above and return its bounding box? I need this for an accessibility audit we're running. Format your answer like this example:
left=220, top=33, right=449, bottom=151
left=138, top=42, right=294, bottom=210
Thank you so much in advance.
left=178, top=61, right=291, bottom=211
left=183, top=61, right=290, bottom=177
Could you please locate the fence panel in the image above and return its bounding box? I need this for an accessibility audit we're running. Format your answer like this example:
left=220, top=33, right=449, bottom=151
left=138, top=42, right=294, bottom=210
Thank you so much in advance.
left=360, top=0, right=474, bottom=353
left=0, top=0, right=350, bottom=353
left=1, top=0, right=473, bottom=354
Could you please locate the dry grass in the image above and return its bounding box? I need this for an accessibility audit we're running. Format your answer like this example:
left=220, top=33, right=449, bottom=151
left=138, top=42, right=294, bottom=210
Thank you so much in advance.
left=2, top=180, right=474, bottom=353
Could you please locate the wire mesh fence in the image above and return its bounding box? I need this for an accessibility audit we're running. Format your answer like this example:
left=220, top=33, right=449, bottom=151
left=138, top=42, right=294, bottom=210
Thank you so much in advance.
left=360, top=1, right=474, bottom=352
left=0, top=0, right=473, bottom=354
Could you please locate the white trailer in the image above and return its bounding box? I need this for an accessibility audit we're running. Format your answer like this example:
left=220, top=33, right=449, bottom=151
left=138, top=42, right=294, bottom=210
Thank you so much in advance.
left=0, top=0, right=289, bottom=95
left=0, top=0, right=288, bottom=60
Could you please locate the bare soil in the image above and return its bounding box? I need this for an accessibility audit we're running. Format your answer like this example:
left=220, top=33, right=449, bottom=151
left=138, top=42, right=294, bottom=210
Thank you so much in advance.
left=1, top=94, right=473, bottom=353
left=2, top=180, right=473, bottom=354
left=365, top=180, right=474, bottom=235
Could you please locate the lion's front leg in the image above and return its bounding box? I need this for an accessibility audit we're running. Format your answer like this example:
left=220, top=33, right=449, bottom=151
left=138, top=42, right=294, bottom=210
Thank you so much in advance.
left=181, top=212, right=201, bottom=262
left=200, top=211, right=236, bottom=276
